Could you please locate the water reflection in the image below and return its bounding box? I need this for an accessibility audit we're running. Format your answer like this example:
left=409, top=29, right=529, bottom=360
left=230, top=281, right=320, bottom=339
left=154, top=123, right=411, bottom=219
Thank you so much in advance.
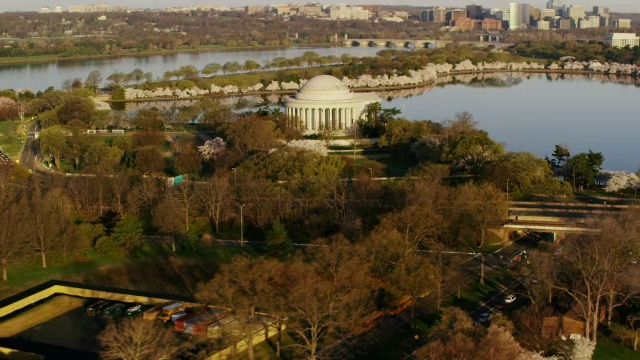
left=0, top=46, right=387, bottom=91
left=120, top=72, right=640, bottom=170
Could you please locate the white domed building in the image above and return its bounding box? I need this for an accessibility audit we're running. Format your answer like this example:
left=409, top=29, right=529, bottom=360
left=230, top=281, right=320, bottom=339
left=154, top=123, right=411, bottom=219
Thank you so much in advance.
left=285, top=75, right=379, bottom=134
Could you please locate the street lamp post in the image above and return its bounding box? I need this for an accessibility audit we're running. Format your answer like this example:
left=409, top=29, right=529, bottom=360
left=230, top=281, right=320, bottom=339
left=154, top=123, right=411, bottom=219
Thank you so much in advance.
left=506, top=179, right=510, bottom=220
left=232, top=167, right=237, bottom=197
left=240, top=204, right=245, bottom=247
left=506, top=179, right=510, bottom=203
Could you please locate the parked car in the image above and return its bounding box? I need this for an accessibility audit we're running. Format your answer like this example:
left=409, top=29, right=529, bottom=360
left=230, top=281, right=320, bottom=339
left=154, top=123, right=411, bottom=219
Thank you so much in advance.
left=477, top=312, right=491, bottom=324
left=103, top=303, right=127, bottom=318
left=157, top=303, right=186, bottom=322
left=143, top=305, right=163, bottom=320
left=125, top=304, right=144, bottom=317
left=504, top=294, right=517, bottom=304
left=171, top=311, right=189, bottom=323
left=87, top=300, right=111, bottom=316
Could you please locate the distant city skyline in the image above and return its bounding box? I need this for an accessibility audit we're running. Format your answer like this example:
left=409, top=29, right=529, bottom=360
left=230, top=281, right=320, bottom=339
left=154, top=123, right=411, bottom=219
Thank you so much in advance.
left=8, top=0, right=640, bottom=13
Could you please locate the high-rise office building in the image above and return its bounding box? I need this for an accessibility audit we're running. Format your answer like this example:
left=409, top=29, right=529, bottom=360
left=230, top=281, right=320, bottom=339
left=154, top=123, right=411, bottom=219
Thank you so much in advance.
left=466, top=4, right=484, bottom=20
left=567, top=5, right=585, bottom=20
left=546, top=0, right=564, bottom=16
left=540, top=8, right=556, bottom=20
left=593, top=6, right=609, bottom=27
left=447, top=9, right=468, bottom=24
left=529, top=6, right=541, bottom=21
left=421, top=7, right=447, bottom=23
left=433, top=7, right=447, bottom=22
left=509, top=3, right=530, bottom=30
left=593, top=6, right=609, bottom=16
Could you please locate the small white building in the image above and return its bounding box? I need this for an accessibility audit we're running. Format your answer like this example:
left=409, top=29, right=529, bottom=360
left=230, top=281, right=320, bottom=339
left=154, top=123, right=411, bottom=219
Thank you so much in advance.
left=285, top=75, right=378, bottom=134
left=537, top=20, right=551, bottom=30
left=615, top=19, right=632, bottom=29
left=604, top=33, right=640, bottom=48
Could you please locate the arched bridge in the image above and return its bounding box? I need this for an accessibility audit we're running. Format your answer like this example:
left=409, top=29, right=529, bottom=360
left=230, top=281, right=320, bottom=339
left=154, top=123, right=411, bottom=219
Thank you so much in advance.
left=502, top=201, right=628, bottom=241
left=343, top=38, right=452, bottom=49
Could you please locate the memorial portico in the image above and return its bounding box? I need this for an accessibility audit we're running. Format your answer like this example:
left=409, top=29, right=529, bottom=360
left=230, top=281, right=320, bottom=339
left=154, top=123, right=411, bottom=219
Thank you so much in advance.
left=285, top=75, right=379, bottom=134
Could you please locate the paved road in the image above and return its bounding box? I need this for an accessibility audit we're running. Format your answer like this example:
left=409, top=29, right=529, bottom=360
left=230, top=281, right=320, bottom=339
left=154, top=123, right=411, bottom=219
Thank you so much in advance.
left=19, top=121, right=41, bottom=172
left=319, top=233, right=541, bottom=360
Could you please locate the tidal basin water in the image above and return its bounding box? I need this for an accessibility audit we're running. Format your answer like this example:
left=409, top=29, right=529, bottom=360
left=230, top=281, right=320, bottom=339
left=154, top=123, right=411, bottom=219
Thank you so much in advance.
left=0, top=46, right=383, bottom=92
left=123, top=72, right=640, bottom=172
left=380, top=72, right=640, bottom=172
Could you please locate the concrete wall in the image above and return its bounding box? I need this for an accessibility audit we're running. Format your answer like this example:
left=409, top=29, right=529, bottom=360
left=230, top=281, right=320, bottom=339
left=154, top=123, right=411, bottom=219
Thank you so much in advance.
left=208, top=322, right=285, bottom=360
left=0, top=346, right=44, bottom=360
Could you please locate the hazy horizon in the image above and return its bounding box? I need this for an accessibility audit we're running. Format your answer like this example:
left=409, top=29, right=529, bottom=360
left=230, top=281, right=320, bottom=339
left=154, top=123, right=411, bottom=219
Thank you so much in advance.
left=6, top=0, right=640, bottom=13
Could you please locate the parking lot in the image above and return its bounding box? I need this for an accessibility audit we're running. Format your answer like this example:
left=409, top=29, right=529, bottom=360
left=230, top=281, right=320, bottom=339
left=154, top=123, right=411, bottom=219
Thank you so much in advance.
left=0, top=294, right=234, bottom=359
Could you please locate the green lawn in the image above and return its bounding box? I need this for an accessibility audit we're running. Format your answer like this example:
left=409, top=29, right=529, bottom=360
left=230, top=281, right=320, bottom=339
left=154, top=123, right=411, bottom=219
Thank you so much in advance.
left=0, top=120, right=24, bottom=159
left=374, top=156, right=416, bottom=177
left=0, top=243, right=247, bottom=301
left=594, top=336, right=640, bottom=360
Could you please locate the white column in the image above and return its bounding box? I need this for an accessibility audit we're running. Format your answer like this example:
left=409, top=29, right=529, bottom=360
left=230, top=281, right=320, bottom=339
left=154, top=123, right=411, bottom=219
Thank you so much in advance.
left=304, top=108, right=309, bottom=130
left=350, top=107, right=354, bottom=127
left=331, top=108, right=336, bottom=129
left=299, top=108, right=303, bottom=129
left=352, top=107, right=357, bottom=127
left=322, top=108, right=331, bottom=128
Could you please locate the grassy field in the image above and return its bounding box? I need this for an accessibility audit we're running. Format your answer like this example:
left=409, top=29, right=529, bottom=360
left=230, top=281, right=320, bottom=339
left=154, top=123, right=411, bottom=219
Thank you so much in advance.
left=594, top=335, right=640, bottom=360
left=0, top=243, right=247, bottom=301
left=0, top=120, right=24, bottom=159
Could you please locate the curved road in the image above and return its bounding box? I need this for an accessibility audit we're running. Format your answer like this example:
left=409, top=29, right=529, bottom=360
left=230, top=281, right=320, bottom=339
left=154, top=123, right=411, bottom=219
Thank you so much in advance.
left=19, top=121, right=41, bottom=172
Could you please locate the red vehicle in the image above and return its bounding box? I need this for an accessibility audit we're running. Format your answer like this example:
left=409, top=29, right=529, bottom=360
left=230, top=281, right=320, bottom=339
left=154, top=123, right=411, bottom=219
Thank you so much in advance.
left=174, top=313, right=195, bottom=332
left=190, top=313, right=218, bottom=335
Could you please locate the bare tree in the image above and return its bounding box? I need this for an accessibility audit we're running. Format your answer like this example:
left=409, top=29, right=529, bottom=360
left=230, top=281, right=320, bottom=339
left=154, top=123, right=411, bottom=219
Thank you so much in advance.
left=551, top=213, right=640, bottom=341
left=318, top=123, right=340, bottom=149
left=98, top=318, right=185, bottom=360
left=197, top=174, right=235, bottom=233
left=0, top=201, right=28, bottom=280
left=284, top=237, right=374, bottom=360
left=197, top=256, right=282, bottom=360
left=26, top=184, right=64, bottom=268
left=453, top=183, right=507, bottom=284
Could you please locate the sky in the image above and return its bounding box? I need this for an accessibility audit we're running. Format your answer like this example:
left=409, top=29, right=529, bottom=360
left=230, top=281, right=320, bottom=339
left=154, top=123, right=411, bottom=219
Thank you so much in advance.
left=4, top=0, right=640, bottom=13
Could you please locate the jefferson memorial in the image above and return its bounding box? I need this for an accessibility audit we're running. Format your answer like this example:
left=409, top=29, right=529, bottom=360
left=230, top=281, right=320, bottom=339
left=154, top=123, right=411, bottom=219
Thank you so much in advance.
left=285, top=75, right=379, bottom=134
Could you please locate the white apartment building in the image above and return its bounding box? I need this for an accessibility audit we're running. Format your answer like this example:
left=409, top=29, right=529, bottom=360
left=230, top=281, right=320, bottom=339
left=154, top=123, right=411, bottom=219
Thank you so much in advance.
left=579, top=16, right=601, bottom=29
left=604, top=33, right=639, bottom=48
left=615, top=19, right=632, bottom=29
left=329, top=5, right=369, bottom=20
left=68, top=4, right=111, bottom=12
left=567, top=5, right=585, bottom=19
left=540, top=8, right=556, bottom=19
left=495, top=10, right=510, bottom=21
left=537, top=20, right=551, bottom=30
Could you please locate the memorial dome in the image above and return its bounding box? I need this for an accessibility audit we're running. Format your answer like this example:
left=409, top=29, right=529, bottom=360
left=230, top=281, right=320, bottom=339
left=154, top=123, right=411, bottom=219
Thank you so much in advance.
left=296, top=75, right=352, bottom=101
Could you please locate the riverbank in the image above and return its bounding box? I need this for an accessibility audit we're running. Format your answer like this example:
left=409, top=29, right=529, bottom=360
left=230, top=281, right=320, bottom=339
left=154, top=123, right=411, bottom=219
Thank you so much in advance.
left=105, top=67, right=618, bottom=104
left=0, top=42, right=337, bottom=66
